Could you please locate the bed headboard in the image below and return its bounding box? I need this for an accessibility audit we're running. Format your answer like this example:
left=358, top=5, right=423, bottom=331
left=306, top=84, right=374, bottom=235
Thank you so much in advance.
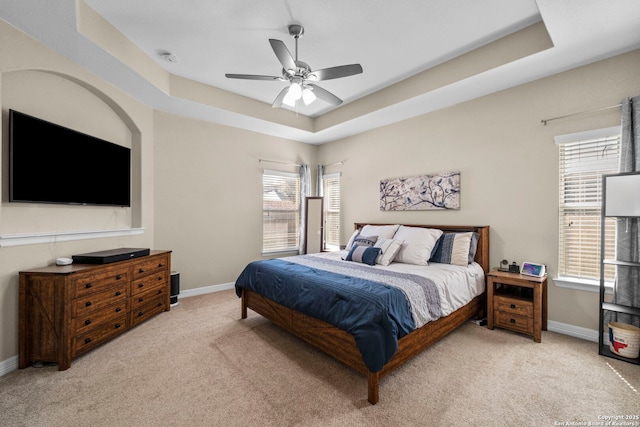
left=353, top=223, right=490, bottom=274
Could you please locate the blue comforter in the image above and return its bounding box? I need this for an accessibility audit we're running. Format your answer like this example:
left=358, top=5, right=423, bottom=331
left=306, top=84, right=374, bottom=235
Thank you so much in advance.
left=234, top=256, right=441, bottom=372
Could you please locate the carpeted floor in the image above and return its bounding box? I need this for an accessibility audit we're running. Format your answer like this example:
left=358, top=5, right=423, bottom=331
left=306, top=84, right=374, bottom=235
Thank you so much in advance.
left=1, top=290, right=638, bottom=427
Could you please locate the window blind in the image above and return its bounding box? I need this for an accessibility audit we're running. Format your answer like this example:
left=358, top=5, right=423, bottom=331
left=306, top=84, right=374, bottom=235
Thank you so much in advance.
left=558, top=132, right=620, bottom=282
left=263, top=170, right=300, bottom=253
left=322, top=173, right=341, bottom=250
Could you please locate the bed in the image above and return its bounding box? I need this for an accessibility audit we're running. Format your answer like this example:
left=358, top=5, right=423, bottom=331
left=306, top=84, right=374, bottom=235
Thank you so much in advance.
left=235, top=223, right=490, bottom=404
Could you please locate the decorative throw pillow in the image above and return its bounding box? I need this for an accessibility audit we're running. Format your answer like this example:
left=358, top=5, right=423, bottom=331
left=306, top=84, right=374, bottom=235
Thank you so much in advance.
left=346, top=245, right=382, bottom=265
left=353, top=235, right=378, bottom=247
left=467, top=232, right=480, bottom=264
left=374, top=238, right=403, bottom=266
left=392, top=226, right=443, bottom=266
left=430, top=232, right=476, bottom=266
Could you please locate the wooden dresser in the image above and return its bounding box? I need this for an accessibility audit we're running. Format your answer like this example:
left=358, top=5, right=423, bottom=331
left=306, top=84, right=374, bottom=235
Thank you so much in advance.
left=19, top=250, right=171, bottom=370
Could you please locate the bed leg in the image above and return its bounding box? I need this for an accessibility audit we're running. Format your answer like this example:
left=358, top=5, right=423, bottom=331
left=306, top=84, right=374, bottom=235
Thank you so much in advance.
left=241, top=290, right=247, bottom=319
left=367, top=372, right=380, bottom=405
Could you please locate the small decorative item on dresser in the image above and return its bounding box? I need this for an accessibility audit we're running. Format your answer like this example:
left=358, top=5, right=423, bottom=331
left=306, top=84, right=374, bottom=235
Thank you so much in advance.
left=508, top=262, right=520, bottom=273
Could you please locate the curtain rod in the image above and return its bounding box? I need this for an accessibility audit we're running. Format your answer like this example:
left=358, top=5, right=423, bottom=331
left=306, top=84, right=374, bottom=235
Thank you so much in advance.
left=541, top=103, right=622, bottom=126
left=258, top=159, right=301, bottom=167
left=259, top=159, right=345, bottom=167
left=323, top=161, right=344, bottom=167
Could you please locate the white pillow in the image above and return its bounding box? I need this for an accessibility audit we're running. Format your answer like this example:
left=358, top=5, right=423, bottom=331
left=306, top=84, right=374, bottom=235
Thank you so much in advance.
left=360, top=224, right=400, bottom=240
left=374, top=238, right=403, bottom=266
left=392, top=226, right=443, bottom=266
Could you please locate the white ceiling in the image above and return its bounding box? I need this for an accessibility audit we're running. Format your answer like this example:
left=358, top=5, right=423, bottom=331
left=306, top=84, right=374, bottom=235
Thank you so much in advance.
left=1, top=0, right=640, bottom=144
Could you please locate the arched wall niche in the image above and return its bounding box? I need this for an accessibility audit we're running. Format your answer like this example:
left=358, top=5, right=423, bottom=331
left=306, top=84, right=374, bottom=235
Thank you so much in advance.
left=1, top=69, right=143, bottom=237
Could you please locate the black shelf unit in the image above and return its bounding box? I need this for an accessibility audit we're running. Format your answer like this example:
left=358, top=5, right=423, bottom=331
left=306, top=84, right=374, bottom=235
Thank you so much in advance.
left=598, top=174, right=640, bottom=365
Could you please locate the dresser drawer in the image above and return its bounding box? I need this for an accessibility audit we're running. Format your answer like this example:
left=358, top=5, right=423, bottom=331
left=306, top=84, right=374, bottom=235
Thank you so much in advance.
left=74, top=285, right=128, bottom=317
left=131, top=285, right=166, bottom=310
left=73, top=314, right=128, bottom=356
left=132, top=272, right=167, bottom=296
left=75, top=300, right=129, bottom=335
left=494, top=311, right=533, bottom=334
left=130, top=295, right=166, bottom=327
left=72, top=268, right=129, bottom=299
left=494, top=295, right=533, bottom=317
left=132, top=255, right=170, bottom=280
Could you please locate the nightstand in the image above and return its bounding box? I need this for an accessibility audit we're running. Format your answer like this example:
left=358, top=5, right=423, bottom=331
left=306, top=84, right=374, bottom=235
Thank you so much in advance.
left=487, top=269, right=547, bottom=342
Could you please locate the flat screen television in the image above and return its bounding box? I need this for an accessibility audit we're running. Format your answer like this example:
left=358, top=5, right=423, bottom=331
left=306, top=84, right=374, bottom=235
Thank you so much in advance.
left=9, top=109, right=131, bottom=207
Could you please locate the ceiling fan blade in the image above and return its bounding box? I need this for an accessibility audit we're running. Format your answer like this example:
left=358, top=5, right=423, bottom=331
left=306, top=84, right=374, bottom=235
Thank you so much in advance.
left=308, top=84, right=342, bottom=106
left=269, top=39, right=297, bottom=74
left=225, top=74, right=285, bottom=81
left=271, top=87, right=289, bottom=108
left=307, top=64, right=363, bottom=81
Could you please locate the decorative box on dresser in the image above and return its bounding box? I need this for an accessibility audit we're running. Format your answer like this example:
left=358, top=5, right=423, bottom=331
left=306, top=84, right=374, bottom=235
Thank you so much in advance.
left=19, top=250, right=171, bottom=370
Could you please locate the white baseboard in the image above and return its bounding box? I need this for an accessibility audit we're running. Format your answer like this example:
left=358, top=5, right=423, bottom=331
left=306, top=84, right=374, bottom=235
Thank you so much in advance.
left=547, top=320, right=599, bottom=343
left=0, top=356, right=18, bottom=377
left=178, top=282, right=235, bottom=299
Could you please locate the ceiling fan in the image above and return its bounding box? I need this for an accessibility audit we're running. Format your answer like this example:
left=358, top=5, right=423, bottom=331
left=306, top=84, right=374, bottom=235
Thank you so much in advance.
left=225, top=24, right=363, bottom=108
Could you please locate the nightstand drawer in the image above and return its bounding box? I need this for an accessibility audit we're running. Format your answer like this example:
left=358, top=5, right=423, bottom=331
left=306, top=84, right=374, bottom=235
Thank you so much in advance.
left=494, top=311, right=533, bottom=334
left=495, top=295, right=533, bottom=317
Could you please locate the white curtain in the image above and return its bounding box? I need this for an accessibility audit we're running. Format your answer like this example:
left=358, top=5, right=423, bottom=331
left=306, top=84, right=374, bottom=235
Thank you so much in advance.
left=612, top=96, right=640, bottom=327
left=317, top=164, right=324, bottom=197
left=298, top=164, right=311, bottom=254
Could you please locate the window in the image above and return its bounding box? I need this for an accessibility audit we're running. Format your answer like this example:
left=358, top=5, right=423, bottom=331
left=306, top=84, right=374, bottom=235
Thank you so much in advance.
left=557, top=127, right=620, bottom=288
left=263, top=170, right=300, bottom=253
left=322, top=173, right=341, bottom=251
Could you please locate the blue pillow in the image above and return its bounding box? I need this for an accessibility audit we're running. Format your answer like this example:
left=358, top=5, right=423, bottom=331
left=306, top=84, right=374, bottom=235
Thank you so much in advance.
left=346, top=245, right=381, bottom=265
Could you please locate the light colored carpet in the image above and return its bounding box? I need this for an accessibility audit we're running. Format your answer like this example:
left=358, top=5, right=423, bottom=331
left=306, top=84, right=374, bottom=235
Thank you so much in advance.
left=1, top=290, right=638, bottom=427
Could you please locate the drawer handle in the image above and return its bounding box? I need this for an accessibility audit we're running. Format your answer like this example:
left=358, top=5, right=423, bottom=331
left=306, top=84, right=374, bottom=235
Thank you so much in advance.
left=84, top=319, right=91, bottom=326
left=85, top=283, right=92, bottom=289
left=158, top=263, right=164, bottom=268
left=85, top=338, right=92, bottom=344
left=116, top=275, right=122, bottom=280
left=157, top=276, right=163, bottom=281
left=157, top=289, right=163, bottom=294
left=138, top=283, right=144, bottom=288
left=138, top=311, right=144, bottom=317
left=115, top=323, right=121, bottom=329
left=138, top=297, right=144, bottom=302
left=510, top=318, right=516, bottom=324
left=139, top=268, right=145, bottom=273
left=510, top=304, right=516, bottom=309
left=115, top=307, right=122, bottom=313
left=85, top=301, right=92, bottom=307
left=115, top=291, right=122, bottom=296
left=157, top=302, right=163, bottom=307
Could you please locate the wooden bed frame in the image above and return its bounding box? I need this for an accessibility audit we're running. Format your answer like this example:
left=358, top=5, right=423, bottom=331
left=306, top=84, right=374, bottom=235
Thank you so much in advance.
left=240, top=224, right=490, bottom=404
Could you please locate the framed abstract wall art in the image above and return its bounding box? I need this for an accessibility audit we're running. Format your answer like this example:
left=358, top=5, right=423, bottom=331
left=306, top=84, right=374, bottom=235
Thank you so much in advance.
left=380, top=171, right=460, bottom=211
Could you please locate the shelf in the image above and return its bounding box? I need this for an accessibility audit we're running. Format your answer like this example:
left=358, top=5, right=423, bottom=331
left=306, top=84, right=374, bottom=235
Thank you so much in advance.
left=602, top=259, right=640, bottom=267
left=495, top=286, right=533, bottom=300
left=602, top=302, right=640, bottom=316
left=599, top=345, right=640, bottom=365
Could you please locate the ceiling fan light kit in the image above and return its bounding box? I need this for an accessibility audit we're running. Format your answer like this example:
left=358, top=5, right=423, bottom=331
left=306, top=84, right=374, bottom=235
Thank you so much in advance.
left=225, top=24, right=363, bottom=109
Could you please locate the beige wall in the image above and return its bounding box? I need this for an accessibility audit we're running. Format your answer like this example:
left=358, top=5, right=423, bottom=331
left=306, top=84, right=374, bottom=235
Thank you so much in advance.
left=318, top=49, right=640, bottom=331
left=152, top=111, right=316, bottom=291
